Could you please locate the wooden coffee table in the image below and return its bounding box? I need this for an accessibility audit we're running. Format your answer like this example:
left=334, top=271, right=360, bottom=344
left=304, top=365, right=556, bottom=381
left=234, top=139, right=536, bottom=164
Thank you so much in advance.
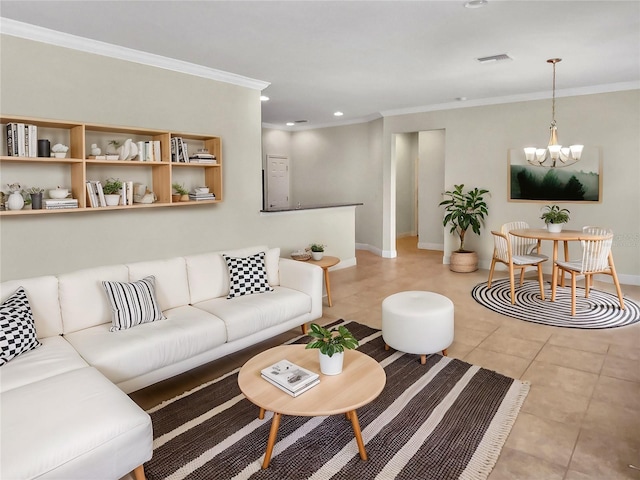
left=238, top=344, right=386, bottom=469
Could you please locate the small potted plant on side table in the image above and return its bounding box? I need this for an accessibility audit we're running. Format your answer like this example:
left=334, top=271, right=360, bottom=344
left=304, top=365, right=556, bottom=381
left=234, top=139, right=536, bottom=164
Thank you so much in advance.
left=540, top=205, right=570, bottom=233
left=102, top=178, right=123, bottom=206
left=305, top=323, right=359, bottom=375
left=310, top=243, right=325, bottom=261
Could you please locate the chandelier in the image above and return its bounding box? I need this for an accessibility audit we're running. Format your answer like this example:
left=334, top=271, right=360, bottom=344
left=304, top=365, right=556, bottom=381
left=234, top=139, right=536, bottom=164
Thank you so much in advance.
left=524, top=58, right=583, bottom=168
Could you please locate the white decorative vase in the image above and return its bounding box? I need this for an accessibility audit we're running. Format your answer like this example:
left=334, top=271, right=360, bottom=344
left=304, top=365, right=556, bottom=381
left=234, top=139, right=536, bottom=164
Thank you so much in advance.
left=104, top=194, right=120, bottom=206
left=547, top=223, right=563, bottom=233
left=319, top=351, right=344, bottom=375
left=312, top=251, right=324, bottom=261
left=6, top=191, right=24, bottom=211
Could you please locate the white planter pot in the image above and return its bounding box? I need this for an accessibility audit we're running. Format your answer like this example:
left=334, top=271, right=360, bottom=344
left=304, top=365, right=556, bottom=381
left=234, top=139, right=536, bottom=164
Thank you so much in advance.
left=105, top=194, right=121, bottom=206
left=547, top=223, right=563, bottom=233
left=6, top=191, right=24, bottom=211
left=311, top=251, right=324, bottom=261
left=319, top=351, right=344, bottom=375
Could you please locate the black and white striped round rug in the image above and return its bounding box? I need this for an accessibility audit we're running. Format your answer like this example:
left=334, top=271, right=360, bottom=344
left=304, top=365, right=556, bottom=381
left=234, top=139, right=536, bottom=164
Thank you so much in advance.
left=472, top=279, right=640, bottom=329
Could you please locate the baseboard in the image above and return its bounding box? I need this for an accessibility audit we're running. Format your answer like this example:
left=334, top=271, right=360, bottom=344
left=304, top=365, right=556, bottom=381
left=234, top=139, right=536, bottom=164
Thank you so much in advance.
left=355, top=243, right=397, bottom=258
left=417, top=242, right=444, bottom=251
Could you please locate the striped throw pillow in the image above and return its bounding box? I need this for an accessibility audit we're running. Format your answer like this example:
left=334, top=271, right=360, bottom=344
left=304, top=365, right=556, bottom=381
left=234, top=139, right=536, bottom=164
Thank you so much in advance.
left=102, top=276, right=165, bottom=332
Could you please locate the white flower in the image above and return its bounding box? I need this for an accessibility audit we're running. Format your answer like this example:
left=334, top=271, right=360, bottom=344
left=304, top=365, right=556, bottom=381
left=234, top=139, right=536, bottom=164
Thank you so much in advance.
left=51, top=143, right=69, bottom=153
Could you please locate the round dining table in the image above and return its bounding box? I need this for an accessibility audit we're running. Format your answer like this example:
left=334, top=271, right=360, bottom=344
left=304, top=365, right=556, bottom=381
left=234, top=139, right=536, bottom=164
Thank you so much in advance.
left=509, top=228, right=606, bottom=288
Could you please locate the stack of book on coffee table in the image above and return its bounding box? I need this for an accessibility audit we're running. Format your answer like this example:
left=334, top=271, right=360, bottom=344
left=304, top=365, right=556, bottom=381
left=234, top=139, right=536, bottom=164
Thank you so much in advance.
left=260, top=359, right=320, bottom=397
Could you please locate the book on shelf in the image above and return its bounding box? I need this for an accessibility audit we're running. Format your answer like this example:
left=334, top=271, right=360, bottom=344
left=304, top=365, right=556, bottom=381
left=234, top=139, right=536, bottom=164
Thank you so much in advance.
left=261, top=374, right=320, bottom=397
left=260, top=359, right=320, bottom=395
left=94, top=181, right=106, bottom=206
left=188, top=158, right=217, bottom=164
left=85, top=182, right=97, bottom=208
left=6, top=122, right=38, bottom=157
left=44, top=198, right=78, bottom=210
left=88, top=154, right=120, bottom=161
left=188, top=192, right=216, bottom=200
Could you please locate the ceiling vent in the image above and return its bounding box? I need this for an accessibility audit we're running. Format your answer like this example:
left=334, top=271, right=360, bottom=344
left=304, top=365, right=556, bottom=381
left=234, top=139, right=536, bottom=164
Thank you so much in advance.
left=477, top=54, right=513, bottom=64
left=294, top=120, right=308, bottom=123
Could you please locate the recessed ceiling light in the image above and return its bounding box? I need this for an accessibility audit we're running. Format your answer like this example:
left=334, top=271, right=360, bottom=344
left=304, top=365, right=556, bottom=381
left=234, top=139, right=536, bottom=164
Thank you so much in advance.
left=334, top=111, right=344, bottom=117
left=260, top=95, right=270, bottom=101
left=286, top=122, right=295, bottom=126
left=457, top=97, right=467, bottom=101
left=464, top=0, right=487, bottom=8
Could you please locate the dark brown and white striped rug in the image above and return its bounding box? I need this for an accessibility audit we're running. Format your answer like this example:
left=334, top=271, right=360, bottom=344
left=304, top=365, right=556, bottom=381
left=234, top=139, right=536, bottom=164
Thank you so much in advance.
left=144, top=321, right=529, bottom=480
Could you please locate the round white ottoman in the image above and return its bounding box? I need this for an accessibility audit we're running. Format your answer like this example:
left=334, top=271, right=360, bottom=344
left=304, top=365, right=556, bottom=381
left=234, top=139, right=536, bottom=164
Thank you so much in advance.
left=382, top=291, right=454, bottom=364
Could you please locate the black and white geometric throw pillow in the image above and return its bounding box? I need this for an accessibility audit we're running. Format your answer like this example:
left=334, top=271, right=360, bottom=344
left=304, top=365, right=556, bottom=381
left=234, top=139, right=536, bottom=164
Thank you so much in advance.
left=223, top=252, right=274, bottom=299
left=102, top=275, right=165, bottom=332
left=0, top=287, right=41, bottom=366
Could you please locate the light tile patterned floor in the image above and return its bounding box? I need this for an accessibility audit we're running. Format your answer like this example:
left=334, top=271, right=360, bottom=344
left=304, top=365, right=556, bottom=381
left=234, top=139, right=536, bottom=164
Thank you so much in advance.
left=128, top=238, right=640, bottom=480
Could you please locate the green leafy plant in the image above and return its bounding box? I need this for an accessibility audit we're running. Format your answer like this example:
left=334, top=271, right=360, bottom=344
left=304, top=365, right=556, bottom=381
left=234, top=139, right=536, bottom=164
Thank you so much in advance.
left=25, top=186, right=44, bottom=194
left=540, top=204, right=570, bottom=224
left=439, top=184, right=490, bottom=252
left=310, top=243, right=325, bottom=253
left=172, top=182, right=188, bottom=195
left=305, top=323, right=359, bottom=357
left=102, top=178, right=123, bottom=195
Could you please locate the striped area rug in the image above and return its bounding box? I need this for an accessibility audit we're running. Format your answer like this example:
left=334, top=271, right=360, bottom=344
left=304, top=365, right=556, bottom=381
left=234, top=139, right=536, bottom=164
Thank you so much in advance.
left=144, top=321, right=529, bottom=480
left=472, top=279, right=640, bottom=329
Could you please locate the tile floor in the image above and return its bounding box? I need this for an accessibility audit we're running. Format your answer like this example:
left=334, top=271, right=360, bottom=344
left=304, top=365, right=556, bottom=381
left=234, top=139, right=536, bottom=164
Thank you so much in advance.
left=129, top=237, right=640, bottom=480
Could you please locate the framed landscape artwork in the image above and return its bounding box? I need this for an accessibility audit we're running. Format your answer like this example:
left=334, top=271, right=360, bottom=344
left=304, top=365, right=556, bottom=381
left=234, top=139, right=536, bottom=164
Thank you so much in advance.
left=507, top=147, right=602, bottom=203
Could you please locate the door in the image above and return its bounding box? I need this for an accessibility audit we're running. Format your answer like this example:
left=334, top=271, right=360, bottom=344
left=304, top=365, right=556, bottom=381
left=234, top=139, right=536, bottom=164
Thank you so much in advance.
left=266, top=154, right=290, bottom=209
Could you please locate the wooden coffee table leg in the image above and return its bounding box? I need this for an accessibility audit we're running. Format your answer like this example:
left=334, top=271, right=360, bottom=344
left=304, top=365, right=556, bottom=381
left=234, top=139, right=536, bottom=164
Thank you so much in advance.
left=259, top=407, right=265, bottom=420
left=348, top=410, right=367, bottom=461
left=262, top=412, right=281, bottom=469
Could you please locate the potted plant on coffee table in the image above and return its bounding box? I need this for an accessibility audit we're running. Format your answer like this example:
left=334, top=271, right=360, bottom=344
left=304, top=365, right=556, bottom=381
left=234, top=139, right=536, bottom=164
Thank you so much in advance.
left=305, top=323, right=359, bottom=375
left=439, top=184, right=490, bottom=273
left=102, top=178, right=123, bottom=206
left=540, top=204, right=570, bottom=233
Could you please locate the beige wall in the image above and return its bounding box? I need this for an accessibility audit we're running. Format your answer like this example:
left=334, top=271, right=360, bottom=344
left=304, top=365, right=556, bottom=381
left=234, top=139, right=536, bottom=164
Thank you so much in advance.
left=269, top=90, right=639, bottom=283
left=0, top=35, right=357, bottom=280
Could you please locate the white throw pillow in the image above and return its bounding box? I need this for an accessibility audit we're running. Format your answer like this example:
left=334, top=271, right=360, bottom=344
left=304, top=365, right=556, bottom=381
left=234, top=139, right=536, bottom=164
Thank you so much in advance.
left=102, top=276, right=165, bottom=332
left=223, top=252, right=274, bottom=299
left=0, top=287, right=41, bottom=365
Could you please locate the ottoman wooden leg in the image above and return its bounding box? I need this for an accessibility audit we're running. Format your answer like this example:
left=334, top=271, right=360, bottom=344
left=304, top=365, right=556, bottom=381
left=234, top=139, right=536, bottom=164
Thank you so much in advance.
left=384, top=343, right=390, bottom=351
left=420, top=354, right=426, bottom=365
left=442, top=349, right=448, bottom=356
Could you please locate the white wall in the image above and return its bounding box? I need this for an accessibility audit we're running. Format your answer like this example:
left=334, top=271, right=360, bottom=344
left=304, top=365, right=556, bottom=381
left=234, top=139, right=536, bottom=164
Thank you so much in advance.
left=0, top=35, right=357, bottom=280
left=418, top=129, right=445, bottom=250
left=394, top=132, right=417, bottom=237
left=267, top=90, right=639, bottom=282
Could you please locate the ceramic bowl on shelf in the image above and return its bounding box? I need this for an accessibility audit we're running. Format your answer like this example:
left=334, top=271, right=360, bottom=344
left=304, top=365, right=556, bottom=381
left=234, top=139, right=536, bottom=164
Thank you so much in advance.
left=48, top=188, right=69, bottom=199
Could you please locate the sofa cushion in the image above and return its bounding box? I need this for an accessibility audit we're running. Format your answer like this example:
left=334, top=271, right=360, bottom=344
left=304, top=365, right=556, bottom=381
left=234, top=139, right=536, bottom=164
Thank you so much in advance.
left=0, top=287, right=41, bottom=366
left=1, top=276, right=62, bottom=338
left=223, top=251, right=274, bottom=299
left=63, top=306, right=227, bottom=385
left=0, top=336, right=88, bottom=393
left=0, top=367, right=152, bottom=480
left=102, top=276, right=165, bottom=331
left=127, top=257, right=190, bottom=311
left=59, top=264, right=129, bottom=334
left=193, top=286, right=311, bottom=342
left=185, top=246, right=280, bottom=304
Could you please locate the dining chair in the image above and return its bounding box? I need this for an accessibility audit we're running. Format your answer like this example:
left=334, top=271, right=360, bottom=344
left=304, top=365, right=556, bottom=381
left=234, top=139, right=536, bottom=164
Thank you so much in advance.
left=488, top=222, right=548, bottom=304
left=552, top=227, right=625, bottom=316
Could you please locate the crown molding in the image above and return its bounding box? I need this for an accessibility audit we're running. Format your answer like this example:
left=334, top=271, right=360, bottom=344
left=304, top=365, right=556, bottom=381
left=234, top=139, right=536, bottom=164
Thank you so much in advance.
left=381, top=81, right=640, bottom=117
left=0, top=18, right=270, bottom=91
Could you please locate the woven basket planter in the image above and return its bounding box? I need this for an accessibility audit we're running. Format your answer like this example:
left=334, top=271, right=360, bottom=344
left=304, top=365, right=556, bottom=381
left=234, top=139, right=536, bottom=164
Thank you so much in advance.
left=450, top=250, right=478, bottom=273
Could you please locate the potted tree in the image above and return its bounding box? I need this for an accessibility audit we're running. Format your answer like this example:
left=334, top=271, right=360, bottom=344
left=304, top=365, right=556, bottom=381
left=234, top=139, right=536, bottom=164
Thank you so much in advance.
left=305, top=323, right=359, bottom=375
left=172, top=183, right=189, bottom=202
left=102, top=178, right=123, bottom=206
left=309, top=243, right=325, bottom=261
left=540, top=205, right=570, bottom=233
left=439, top=184, right=490, bottom=273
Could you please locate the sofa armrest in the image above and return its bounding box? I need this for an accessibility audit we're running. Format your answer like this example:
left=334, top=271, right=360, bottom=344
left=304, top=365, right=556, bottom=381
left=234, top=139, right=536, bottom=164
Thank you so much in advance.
left=278, top=258, right=323, bottom=320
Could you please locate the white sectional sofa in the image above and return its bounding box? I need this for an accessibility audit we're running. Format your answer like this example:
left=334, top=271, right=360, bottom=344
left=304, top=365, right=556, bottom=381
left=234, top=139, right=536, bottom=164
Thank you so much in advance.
left=0, top=245, right=322, bottom=479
